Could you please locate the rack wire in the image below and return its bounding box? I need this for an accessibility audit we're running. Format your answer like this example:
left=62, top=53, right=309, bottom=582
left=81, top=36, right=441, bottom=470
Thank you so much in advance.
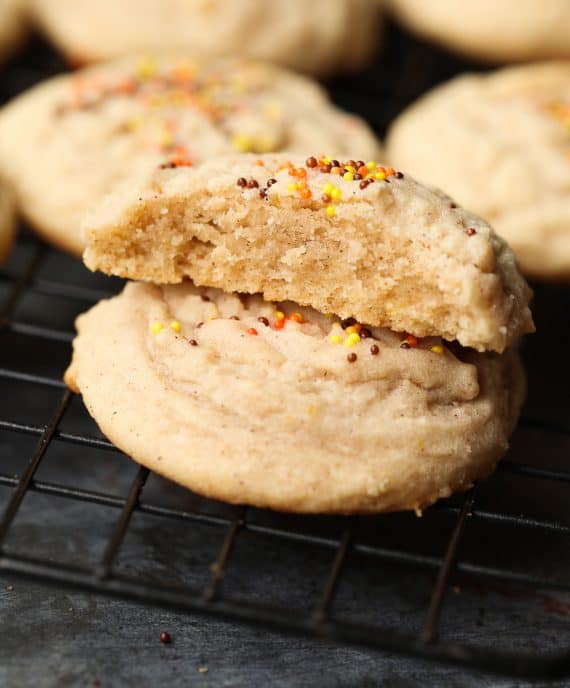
left=1, top=27, right=570, bottom=681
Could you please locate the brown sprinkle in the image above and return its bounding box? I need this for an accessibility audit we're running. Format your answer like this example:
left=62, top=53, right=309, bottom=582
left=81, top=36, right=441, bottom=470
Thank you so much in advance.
left=370, top=344, right=379, bottom=355
left=196, top=321, right=204, bottom=328
left=400, top=342, right=411, bottom=349
left=189, top=339, right=198, bottom=346
left=359, top=327, right=372, bottom=339
left=257, top=316, right=270, bottom=326
left=229, top=315, right=240, bottom=320
left=160, top=631, right=172, bottom=644
left=236, top=177, right=247, bottom=188
left=246, top=179, right=259, bottom=189
left=395, top=171, right=404, bottom=179
left=322, top=194, right=331, bottom=202
left=267, top=178, right=277, bottom=186
left=347, top=353, right=357, bottom=363
left=465, top=228, right=477, bottom=236
left=306, top=156, right=318, bottom=168
left=201, top=295, right=210, bottom=302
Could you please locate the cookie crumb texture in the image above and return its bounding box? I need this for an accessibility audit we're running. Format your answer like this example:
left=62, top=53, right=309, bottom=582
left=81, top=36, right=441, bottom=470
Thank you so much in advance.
left=0, top=56, right=380, bottom=255
left=84, top=154, right=534, bottom=352
left=387, top=62, right=570, bottom=279
left=65, top=282, right=525, bottom=514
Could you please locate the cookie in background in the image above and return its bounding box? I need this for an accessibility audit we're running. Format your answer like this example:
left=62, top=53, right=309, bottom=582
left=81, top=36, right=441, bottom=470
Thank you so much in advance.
left=387, top=62, right=570, bottom=280
left=0, top=56, right=382, bottom=255
left=386, top=0, right=570, bottom=63
left=26, top=0, right=382, bottom=76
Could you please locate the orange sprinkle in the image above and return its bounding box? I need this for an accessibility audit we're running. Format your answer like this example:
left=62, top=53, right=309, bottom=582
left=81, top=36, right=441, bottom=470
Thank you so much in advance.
left=247, top=328, right=258, bottom=336
left=254, top=159, right=265, bottom=166
left=300, top=188, right=312, bottom=199
left=357, top=165, right=368, bottom=176
left=331, top=166, right=342, bottom=175
left=273, top=319, right=285, bottom=330
left=289, top=313, right=304, bottom=323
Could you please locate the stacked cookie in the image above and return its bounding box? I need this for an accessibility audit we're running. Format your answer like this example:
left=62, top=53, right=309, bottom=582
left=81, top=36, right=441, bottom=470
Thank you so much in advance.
left=66, top=153, right=533, bottom=514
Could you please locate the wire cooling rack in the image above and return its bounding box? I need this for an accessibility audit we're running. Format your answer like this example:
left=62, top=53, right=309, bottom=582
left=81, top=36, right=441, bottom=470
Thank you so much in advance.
left=1, top=27, right=570, bottom=681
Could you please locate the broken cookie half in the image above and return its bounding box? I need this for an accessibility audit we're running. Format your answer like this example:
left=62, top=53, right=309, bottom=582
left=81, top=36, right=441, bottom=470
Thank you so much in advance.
left=83, top=153, right=534, bottom=352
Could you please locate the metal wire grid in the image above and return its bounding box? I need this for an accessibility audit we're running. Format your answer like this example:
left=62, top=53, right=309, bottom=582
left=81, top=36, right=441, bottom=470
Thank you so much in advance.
left=0, top=30, right=570, bottom=681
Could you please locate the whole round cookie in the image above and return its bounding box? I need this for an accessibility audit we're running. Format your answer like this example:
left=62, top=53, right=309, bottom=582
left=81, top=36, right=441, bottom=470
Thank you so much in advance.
left=387, top=0, right=570, bottom=62
left=386, top=62, right=570, bottom=279
left=27, top=0, right=380, bottom=75
left=65, top=281, right=525, bottom=514
left=0, top=56, right=381, bottom=255
left=0, top=0, right=27, bottom=63
left=0, top=179, right=15, bottom=263
left=84, top=153, right=534, bottom=353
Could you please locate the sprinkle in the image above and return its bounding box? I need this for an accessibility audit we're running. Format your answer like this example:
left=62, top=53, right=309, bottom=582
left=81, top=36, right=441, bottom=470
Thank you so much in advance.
left=401, top=334, right=419, bottom=348
left=359, top=327, right=372, bottom=338
left=189, top=339, right=198, bottom=346
left=347, top=353, right=357, bottom=363
left=366, top=161, right=376, bottom=170
left=370, top=344, right=379, bottom=355
left=465, top=228, right=477, bottom=236
left=232, top=134, right=253, bottom=152
left=150, top=321, right=164, bottom=334
left=400, top=341, right=411, bottom=349
left=326, top=205, right=336, bottom=217
left=159, top=631, right=172, bottom=644
left=275, top=311, right=285, bottom=321
left=341, top=318, right=357, bottom=329
left=229, top=315, right=240, bottom=320
left=300, top=188, right=312, bottom=200
left=246, top=179, right=259, bottom=189
left=344, top=333, right=361, bottom=347
left=236, top=177, right=247, bottom=187
left=395, top=171, right=404, bottom=179
left=330, top=187, right=342, bottom=200
left=288, top=182, right=299, bottom=192
left=289, top=312, right=304, bottom=323
left=267, top=178, right=277, bottom=187
left=257, top=316, right=270, bottom=326
left=430, top=345, right=444, bottom=354
left=170, top=320, right=182, bottom=332
left=306, top=156, right=318, bottom=168
left=322, top=183, right=334, bottom=195
left=375, top=170, right=386, bottom=181
left=343, top=171, right=354, bottom=181
left=330, top=334, right=342, bottom=344
left=247, top=328, right=258, bottom=336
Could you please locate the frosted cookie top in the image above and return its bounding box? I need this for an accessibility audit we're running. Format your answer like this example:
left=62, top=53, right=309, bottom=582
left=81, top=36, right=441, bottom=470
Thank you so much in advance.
left=0, top=56, right=380, bottom=255
left=84, top=153, right=534, bottom=352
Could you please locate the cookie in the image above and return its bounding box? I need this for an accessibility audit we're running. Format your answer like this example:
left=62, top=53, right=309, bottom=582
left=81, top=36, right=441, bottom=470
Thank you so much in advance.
left=387, top=0, right=570, bottom=62
left=0, top=0, right=27, bottom=63
left=386, top=62, right=570, bottom=279
left=0, top=56, right=381, bottom=255
left=0, top=178, right=15, bottom=264
left=64, top=281, right=525, bottom=514
left=83, top=153, right=534, bottom=353
left=27, top=0, right=380, bottom=76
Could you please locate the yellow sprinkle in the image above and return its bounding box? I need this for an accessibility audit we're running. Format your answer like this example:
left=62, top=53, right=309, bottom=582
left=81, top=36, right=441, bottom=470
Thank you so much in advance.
left=344, top=333, right=361, bottom=347
left=330, top=334, right=342, bottom=344
left=343, top=172, right=354, bottom=182
left=345, top=326, right=357, bottom=335
left=150, top=321, right=164, bottom=334
left=232, top=133, right=253, bottom=153
left=326, top=205, right=336, bottom=217
left=345, top=165, right=354, bottom=173
left=288, top=182, right=299, bottom=192
left=321, top=156, right=331, bottom=164
left=322, top=183, right=334, bottom=195
left=170, top=321, right=182, bottom=333
left=430, top=345, right=444, bottom=355
left=375, top=170, right=386, bottom=180
left=366, top=161, right=376, bottom=170
left=159, top=130, right=174, bottom=148
left=137, top=56, right=156, bottom=79
left=330, top=187, right=342, bottom=200
left=275, top=311, right=285, bottom=320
